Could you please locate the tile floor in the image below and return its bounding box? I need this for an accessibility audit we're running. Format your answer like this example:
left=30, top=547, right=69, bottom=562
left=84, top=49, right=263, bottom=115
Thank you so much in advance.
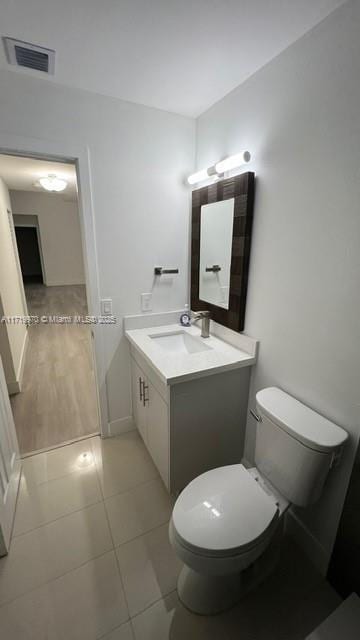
left=0, top=431, right=341, bottom=639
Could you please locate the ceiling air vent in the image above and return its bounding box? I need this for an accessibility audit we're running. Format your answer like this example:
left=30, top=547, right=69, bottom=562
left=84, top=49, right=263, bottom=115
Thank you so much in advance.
left=3, top=37, right=55, bottom=74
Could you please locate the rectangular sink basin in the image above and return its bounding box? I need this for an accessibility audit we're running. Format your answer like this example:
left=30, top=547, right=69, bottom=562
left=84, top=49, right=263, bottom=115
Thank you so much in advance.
left=150, top=331, right=212, bottom=355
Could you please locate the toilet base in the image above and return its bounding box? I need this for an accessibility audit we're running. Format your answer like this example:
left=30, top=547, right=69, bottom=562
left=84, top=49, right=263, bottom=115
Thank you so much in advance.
left=177, top=565, right=244, bottom=615
left=177, top=526, right=283, bottom=615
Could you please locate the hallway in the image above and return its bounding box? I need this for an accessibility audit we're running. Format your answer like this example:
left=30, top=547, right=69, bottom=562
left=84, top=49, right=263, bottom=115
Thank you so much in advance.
left=10, top=284, right=99, bottom=454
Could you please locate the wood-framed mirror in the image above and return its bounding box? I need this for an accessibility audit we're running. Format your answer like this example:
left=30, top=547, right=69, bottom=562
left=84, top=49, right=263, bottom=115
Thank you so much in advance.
left=191, top=172, right=255, bottom=332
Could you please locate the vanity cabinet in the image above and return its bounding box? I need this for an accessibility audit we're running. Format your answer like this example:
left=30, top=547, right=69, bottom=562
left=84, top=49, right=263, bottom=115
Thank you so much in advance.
left=130, top=346, right=251, bottom=495
left=130, top=358, right=147, bottom=444
left=147, top=382, right=169, bottom=488
left=131, top=357, right=169, bottom=488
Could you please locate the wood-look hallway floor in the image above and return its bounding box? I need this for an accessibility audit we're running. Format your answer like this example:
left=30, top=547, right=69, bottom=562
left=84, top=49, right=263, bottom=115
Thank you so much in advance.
left=11, top=285, right=99, bottom=454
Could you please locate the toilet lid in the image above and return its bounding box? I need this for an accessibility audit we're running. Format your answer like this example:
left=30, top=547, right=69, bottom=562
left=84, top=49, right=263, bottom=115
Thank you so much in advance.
left=172, top=464, right=279, bottom=557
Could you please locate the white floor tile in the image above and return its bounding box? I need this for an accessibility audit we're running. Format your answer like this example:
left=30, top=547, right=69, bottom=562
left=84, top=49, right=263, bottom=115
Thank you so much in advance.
left=131, top=593, right=177, bottom=640
left=49, top=551, right=129, bottom=639
left=92, top=432, right=158, bottom=498
left=100, top=622, right=134, bottom=640
left=0, top=502, right=112, bottom=605
left=116, top=523, right=182, bottom=617
left=0, top=552, right=129, bottom=640
left=131, top=591, right=229, bottom=640
left=105, top=478, right=172, bottom=546
left=0, top=582, right=51, bottom=639
left=1, top=433, right=339, bottom=640
left=21, top=439, right=96, bottom=487
left=14, top=466, right=102, bottom=536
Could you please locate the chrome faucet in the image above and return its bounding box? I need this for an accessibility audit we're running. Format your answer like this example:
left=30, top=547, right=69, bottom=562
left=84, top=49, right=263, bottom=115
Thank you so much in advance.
left=192, top=310, right=211, bottom=338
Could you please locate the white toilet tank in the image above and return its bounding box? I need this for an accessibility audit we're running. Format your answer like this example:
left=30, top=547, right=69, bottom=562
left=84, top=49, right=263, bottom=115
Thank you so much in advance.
left=254, top=387, right=348, bottom=507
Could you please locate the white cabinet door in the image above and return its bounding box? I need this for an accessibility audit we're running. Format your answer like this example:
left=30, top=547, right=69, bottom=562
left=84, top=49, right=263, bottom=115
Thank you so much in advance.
left=131, top=358, right=147, bottom=445
left=147, top=380, right=169, bottom=489
left=0, top=356, right=21, bottom=555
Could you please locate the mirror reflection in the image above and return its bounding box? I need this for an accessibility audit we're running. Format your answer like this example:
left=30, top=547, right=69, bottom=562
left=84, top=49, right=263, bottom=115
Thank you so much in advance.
left=199, top=198, right=234, bottom=309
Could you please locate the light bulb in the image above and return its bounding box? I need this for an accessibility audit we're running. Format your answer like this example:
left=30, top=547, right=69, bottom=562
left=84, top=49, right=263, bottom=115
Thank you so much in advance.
left=187, top=168, right=210, bottom=185
left=215, top=151, right=251, bottom=174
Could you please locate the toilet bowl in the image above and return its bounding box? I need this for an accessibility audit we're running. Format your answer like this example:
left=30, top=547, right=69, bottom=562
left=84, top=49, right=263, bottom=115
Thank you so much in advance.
left=169, top=386, right=348, bottom=615
left=169, top=463, right=288, bottom=615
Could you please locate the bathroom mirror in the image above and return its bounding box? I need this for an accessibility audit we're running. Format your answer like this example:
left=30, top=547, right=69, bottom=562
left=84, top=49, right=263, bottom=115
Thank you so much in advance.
left=199, top=198, right=234, bottom=309
left=191, top=172, right=255, bottom=332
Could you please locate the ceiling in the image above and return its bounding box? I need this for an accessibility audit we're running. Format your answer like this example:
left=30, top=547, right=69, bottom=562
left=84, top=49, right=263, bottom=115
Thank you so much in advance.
left=0, top=154, right=77, bottom=198
left=0, top=0, right=345, bottom=117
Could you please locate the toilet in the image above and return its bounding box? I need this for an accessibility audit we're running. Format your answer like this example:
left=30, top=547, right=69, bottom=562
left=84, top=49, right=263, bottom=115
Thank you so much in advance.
left=169, top=387, right=348, bottom=615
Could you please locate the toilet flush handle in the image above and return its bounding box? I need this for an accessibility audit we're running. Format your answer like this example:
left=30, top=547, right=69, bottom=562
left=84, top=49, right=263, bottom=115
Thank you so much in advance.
left=250, top=409, right=262, bottom=423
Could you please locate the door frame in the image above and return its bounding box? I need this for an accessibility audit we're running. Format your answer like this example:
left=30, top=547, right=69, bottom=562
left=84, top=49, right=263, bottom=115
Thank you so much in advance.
left=0, top=354, right=21, bottom=555
left=6, top=209, right=29, bottom=316
left=0, top=132, right=108, bottom=436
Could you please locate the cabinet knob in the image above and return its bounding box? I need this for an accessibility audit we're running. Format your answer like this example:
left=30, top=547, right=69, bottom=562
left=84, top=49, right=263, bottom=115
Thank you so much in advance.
left=138, top=377, right=143, bottom=401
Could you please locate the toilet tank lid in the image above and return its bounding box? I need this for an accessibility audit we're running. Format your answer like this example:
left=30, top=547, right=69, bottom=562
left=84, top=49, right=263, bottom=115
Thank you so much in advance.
left=256, top=387, right=348, bottom=453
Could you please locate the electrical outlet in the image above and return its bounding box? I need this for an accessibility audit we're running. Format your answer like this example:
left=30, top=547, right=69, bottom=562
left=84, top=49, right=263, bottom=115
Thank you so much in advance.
left=141, top=293, right=152, bottom=312
left=101, top=298, right=113, bottom=315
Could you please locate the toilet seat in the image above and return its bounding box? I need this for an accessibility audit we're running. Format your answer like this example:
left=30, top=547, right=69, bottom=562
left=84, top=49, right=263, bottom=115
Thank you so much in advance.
left=172, top=464, right=280, bottom=558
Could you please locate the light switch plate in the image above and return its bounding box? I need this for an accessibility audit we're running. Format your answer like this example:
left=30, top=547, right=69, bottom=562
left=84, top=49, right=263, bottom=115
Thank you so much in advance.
left=101, top=298, right=113, bottom=315
left=141, top=293, right=152, bottom=312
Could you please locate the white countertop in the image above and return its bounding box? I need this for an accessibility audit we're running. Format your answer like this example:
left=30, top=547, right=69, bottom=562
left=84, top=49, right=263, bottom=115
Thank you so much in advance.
left=125, top=322, right=257, bottom=385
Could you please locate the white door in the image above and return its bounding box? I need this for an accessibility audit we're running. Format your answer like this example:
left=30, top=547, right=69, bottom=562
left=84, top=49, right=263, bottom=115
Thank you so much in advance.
left=131, top=358, right=147, bottom=445
left=0, top=355, right=21, bottom=555
left=147, top=381, right=169, bottom=489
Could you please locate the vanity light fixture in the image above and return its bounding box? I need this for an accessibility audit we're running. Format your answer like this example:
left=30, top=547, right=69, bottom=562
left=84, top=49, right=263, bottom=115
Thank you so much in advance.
left=39, top=174, right=67, bottom=192
left=187, top=168, right=211, bottom=185
left=187, top=150, right=251, bottom=186
left=215, top=151, right=251, bottom=174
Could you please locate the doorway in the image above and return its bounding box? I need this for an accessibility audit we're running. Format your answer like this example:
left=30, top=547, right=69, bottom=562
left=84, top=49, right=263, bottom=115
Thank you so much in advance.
left=0, top=153, right=101, bottom=454
left=14, top=225, right=43, bottom=284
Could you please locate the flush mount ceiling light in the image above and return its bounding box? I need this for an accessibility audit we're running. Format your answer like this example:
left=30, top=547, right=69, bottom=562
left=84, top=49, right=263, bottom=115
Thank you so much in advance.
left=39, top=174, right=67, bottom=192
left=187, top=150, right=251, bottom=186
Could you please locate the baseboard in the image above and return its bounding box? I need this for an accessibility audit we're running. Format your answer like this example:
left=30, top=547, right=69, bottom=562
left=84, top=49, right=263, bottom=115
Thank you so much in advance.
left=21, top=432, right=100, bottom=458
left=108, top=415, right=135, bottom=436
left=45, top=281, right=86, bottom=287
left=285, top=509, right=329, bottom=576
left=7, top=379, right=20, bottom=395
left=241, top=456, right=252, bottom=469
left=7, top=330, right=28, bottom=395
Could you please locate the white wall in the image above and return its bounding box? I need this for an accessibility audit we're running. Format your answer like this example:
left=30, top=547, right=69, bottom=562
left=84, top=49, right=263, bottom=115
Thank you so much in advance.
left=197, top=0, right=360, bottom=572
left=10, top=190, right=85, bottom=286
left=0, top=177, right=27, bottom=390
left=0, top=68, right=195, bottom=428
